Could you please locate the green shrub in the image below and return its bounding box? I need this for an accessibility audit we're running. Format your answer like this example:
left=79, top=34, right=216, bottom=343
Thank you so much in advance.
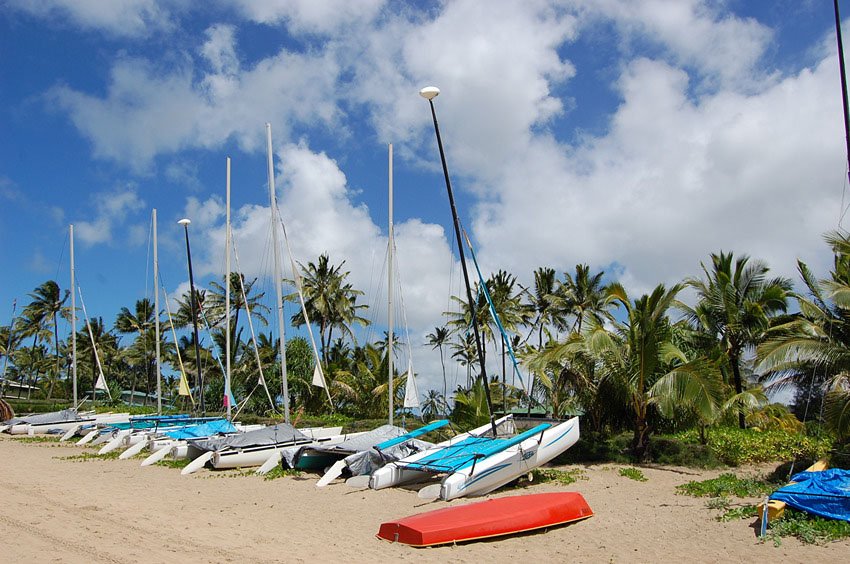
left=675, top=426, right=833, bottom=466
left=767, top=508, right=850, bottom=545
left=676, top=473, right=777, bottom=498
left=619, top=467, right=648, bottom=481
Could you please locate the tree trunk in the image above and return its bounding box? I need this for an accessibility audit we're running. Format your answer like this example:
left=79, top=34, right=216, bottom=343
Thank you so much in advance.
left=730, top=352, right=746, bottom=429
left=632, top=416, right=650, bottom=461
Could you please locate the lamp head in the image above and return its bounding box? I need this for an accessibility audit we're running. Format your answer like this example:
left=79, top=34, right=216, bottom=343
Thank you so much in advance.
left=419, top=86, right=440, bottom=100
left=177, top=218, right=191, bottom=226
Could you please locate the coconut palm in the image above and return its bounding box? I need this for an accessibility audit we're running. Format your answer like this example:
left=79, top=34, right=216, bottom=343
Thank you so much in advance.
left=557, top=264, right=608, bottom=334
left=586, top=283, right=684, bottom=459
left=286, top=254, right=369, bottom=365
left=426, top=326, right=450, bottom=400
left=17, top=281, right=69, bottom=399
left=75, top=317, right=119, bottom=403
left=681, top=252, right=792, bottom=428
left=757, top=232, right=850, bottom=439
left=115, top=299, right=156, bottom=403
left=206, top=272, right=269, bottom=361
left=421, top=389, right=448, bottom=420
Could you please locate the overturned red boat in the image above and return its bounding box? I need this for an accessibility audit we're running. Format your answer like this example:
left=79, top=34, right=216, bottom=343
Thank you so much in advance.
left=377, top=491, right=593, bottom=547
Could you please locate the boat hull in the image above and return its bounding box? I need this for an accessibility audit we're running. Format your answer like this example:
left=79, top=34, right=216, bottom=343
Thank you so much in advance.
left=439, top=417, right=579, bottom=500
left=377, top=491, right=593, bottom=546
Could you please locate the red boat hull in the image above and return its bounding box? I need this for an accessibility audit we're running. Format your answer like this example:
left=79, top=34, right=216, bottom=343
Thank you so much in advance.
left=377, top=491, right=593, bottom=547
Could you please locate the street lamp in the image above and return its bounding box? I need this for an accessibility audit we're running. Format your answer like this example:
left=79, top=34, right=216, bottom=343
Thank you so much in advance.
left=178, top=218, right=204, bottom=415
left=418, top=86, right=496, bottom=435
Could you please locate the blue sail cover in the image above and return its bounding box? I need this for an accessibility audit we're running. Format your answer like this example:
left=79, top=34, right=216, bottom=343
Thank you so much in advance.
left=770, top=469, right=850, bottom=522
left=165, top=419, right=236, bottom=440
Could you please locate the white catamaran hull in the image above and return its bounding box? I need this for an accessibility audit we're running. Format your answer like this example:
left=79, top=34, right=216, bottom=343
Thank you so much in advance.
left=369, top=416, right=515, bottom=491
left=209, top=431, right=361, bottom=471
left=437, top=417, right=579, bottom=500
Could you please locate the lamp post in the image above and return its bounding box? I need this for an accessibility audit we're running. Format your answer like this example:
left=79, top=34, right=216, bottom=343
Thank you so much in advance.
left=419, top=86, right=496, bottom=435
left=178, top=218, right=204, bottom=415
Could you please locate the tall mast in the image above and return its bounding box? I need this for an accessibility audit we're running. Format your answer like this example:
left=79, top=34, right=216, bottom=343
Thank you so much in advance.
left=153, top=210, right=161, bottom=415
left=388, top=143, right=394, bottom=425
left=835, top=0, right=850, bottom=186
left=225, top=157, right=232, bottom=420
left=420, top=87, right=496, bottom=435
left=266, top=124, right=289, bottom=423
left=70, top=224, right=77, bottom=409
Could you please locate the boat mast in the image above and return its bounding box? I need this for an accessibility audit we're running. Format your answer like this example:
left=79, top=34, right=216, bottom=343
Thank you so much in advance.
left=388, top=143, right=394, bottom=425
left=835, top=0, right=850, bottom=186
left=420, top=87, right=497, bottom=435
left=225, top=158, right=232, bottom=421
left=70, top=225, right=77, bottom=409
left=266, top=124, right=290, bottom=423
left=153, top=210, right=162, bottom=415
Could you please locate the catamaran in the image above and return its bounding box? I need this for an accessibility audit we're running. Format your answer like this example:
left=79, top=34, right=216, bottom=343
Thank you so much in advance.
left=362, top=87, right=581, bottom=501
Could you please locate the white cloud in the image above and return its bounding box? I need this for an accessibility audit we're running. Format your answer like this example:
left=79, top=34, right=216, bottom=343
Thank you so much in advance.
left=576, top=0, right=774, bottom=91
left=230, top=0, right=385, bottom=35
left=74, top=188, right=146, bottom=246
left=6, top=0, right=179, bottom=37
left=49, top=40, right=342, bottom=172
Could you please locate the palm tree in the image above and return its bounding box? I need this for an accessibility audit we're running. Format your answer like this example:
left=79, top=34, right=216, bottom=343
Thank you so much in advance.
left=587, top=283, right=683, bottom=459
left=523, top=267, right=561, bottom=348
left=206, top=272, right=269, bottom=362
left=421, top=389, right=448, bottom=420
left=557, top=264, right=608, bottom=334
left=286, top=254, right=369, bottom=364
left=115, top=299, right=155, bottom=403
left=17, top=281, right=69, bottom=399
left=484, top=270, right=525, bottom=413
left=757, top=232, right=850, bottom=439
left=681, top=252, right=792, bottom=429
left=426, top=326, right=449, bottom=399
left=449, top=332, right=478, bottom=389
left=75, top=317, right=119, bottom=403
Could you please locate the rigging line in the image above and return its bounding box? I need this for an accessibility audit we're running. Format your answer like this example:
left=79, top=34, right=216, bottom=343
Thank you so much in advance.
left=274, top=207, right=333, bottom=406
left=158, top=272, right=195, bottom=408
left=391, top=238, right=415, bottom=375
left=231, top=241, right=278, bottom=414
left=77, top=285, right=111, bottom=401
left=461, top=229, right=527, bottom=394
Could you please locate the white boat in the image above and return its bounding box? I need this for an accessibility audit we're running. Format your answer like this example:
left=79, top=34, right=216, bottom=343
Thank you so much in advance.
left=180, top=424, right=347, bottom=475
left=368, top=415, right=579, bottom=500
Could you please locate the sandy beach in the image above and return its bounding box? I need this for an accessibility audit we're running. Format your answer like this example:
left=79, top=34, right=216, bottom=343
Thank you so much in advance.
left=1, top=434, right=847, bottom=563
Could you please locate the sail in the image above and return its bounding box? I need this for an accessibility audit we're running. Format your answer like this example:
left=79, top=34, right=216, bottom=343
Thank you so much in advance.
left=403, top=361, right=419, bottom=408
left=311, top=364, right=326, bottom=389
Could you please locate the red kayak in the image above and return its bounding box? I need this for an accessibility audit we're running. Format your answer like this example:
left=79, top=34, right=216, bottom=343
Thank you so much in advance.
left=377, top=491, right=593, bottom=547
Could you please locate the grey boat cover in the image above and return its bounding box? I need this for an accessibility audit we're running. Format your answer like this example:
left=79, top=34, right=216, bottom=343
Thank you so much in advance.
left=281, top=424, right=401, bottom=468
left=3, top=408, right=79, bottom=427
left=187, top=423, right=311, bottom=453
left=343, top=425, right=433, bottom=476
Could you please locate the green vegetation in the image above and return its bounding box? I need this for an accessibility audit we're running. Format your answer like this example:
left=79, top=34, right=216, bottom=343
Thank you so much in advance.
left=155, top=458, right=191, bottom=469
left=506, top=467, right=587, bottom=490
left=619, top=467, right=647, bottom=481
left=676, top=473, right=777, bottom=498
left=3, top=235, right=850, bottom=467
left=58, top=451, right=121, bottom=462
left=766, top=508, right=850, bottom=546
left=674, top=427, right=833, bottom=466
left=262, top=467, right=303, bottom=481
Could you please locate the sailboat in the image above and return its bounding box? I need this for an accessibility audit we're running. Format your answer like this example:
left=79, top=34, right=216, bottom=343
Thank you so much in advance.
left=364, top=87, right=580, bottom=501
left=288, top=144, right=447, bottom=485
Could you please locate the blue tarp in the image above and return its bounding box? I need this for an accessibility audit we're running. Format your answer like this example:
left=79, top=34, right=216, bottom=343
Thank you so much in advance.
left=770, top=469, right=850, bottom=522
left=165, top=419, right=236, bottom=440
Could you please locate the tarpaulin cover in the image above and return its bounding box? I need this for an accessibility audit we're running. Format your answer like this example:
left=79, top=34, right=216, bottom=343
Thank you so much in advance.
left=771, top=469, right=850, bottom=522
left=3, top=408, right=79, bottom=426
left=165, top=419, right=236, bottom=440
left=281, top=425, right=427, bottom=468
left=188, top=423, right=310, bottom=453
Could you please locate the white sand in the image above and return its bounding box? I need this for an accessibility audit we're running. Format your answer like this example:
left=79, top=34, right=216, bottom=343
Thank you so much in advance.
left=1, top=434, right=847, bottom=563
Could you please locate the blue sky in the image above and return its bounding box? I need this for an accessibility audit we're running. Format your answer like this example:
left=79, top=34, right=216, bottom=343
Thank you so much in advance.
left=2, top=0, right=849, bottom=396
